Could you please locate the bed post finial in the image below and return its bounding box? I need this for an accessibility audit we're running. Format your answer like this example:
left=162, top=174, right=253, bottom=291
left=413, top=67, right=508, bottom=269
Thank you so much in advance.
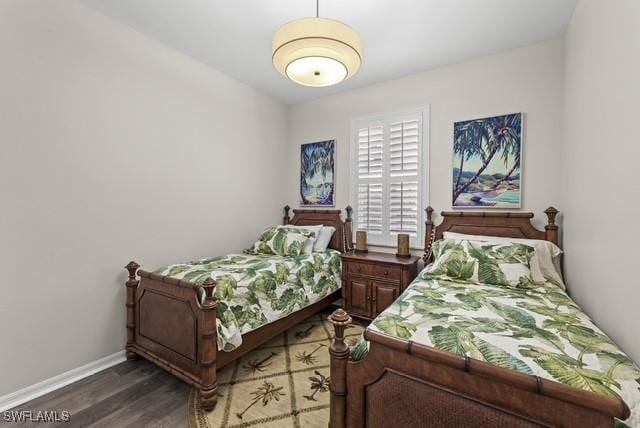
left=424, top=207, right=436, bottom=264
left=201, top=277, right=216, bottom=307
left=200, top=277, right=218, bottom=411
left=544, top=206, right=558, bottom=225
left=124, top=261, right=140, bottom=361
left=329, top=308, right=351, bottom=351
left=544, top=207, right=559, bottom=245
left=329, top=309, right=352, bottom=428
left=125, top=261, right=140, bottom=280
left=346, top=205, right=352, bottom=222
left=283, top=205, right=291, bottom=225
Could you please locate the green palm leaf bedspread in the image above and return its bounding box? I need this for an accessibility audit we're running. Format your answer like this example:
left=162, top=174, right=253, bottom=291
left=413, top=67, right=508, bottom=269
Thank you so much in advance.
left=360, top=276, right=640, bottom=427
left=155, top=250, right=341, bottom=353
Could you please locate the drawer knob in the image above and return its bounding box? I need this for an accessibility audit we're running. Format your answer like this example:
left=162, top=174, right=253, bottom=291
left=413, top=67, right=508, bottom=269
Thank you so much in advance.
left=383, top=270, right=389, bottom=276
left=357, top=267, right=362, bottom=273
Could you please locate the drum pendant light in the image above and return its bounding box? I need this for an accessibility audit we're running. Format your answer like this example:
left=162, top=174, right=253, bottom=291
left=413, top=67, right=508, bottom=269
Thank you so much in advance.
left=272, top=0, right=362, bottom=87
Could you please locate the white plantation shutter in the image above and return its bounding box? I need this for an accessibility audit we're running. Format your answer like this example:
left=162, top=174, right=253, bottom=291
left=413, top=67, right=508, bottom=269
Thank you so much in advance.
left=357, top=183, right=383, bottom=234
left=390, top=120, right=419, bottom=177
left=352, top=108, right=427, bottom=247
left=389, top=181, right=419, bottom=235
left=357, top=126, right=383, bottom=178
left=356, top=125, right=384, bottom=236
left=388, top=119, right=420, bottom=237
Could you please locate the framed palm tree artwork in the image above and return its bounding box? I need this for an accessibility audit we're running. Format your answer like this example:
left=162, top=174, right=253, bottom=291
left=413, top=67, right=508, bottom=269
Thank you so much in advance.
left=300, top=140, right=335, bottom=206
left=452, top=113, right=523, bottom=208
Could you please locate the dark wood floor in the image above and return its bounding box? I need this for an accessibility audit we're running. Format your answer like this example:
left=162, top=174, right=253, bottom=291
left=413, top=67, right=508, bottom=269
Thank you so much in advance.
left=7, top=359, right=190, bottom=428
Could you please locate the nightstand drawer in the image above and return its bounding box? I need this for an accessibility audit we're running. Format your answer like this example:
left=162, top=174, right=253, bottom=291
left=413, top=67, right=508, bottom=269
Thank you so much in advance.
left=373, top=265, right=402, bottom=281
left=346, top=262, right=374, bottom=277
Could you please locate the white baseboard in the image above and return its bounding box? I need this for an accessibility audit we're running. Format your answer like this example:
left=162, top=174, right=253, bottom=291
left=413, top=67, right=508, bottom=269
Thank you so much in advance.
left=0, top=350, right=126, bottom=412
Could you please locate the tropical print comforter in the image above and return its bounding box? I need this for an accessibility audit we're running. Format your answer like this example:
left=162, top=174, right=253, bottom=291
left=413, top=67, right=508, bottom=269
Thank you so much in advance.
left=360, top=275, right=640, bottom=427
left=155, top=249, right=341, bottom=352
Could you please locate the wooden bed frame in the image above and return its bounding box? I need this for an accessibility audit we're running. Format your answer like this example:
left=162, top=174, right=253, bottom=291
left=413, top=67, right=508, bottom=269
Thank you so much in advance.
left=124, top=205, right=353, bottom=411
left=328, top=207, right=631, bottom=428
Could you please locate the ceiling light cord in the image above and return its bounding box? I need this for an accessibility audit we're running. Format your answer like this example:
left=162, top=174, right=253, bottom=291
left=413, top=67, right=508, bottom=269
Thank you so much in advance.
left=316, top=0, right=319, bottom=18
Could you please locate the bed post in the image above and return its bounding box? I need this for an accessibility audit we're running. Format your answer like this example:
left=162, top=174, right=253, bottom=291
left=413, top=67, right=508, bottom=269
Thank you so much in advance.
left=124, top=261, right=140, bottom=361
left=544, top=207, right=559, bottom=245
left=199, top=277, right=218, bottom=411
left=283, top=205, right=291, bottom=225
left=344, top=205, right=353, bottom=252
left=423, top=206, right=435, bottom=263
left=329, top=308, right=352, bottom=428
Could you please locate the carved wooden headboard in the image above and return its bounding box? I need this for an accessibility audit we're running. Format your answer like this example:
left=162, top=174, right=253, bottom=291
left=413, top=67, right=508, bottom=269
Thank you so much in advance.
left=423, top=206, right=559, bottom=262
left=283, top=205, right=353, bottom=253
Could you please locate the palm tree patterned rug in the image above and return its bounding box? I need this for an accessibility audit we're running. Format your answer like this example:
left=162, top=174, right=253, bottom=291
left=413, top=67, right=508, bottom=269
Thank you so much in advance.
left=188, top=310, right=366, bottom=428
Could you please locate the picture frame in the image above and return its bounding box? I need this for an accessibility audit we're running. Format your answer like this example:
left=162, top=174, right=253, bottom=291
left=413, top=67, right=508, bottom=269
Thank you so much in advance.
left=452, top=113, right=523, bottom=208
left=300, top=140, right=336, bottom=206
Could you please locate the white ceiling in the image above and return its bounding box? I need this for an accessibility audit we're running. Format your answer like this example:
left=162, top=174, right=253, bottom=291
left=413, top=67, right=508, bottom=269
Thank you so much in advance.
left=82, top=0, right=577, bottom=105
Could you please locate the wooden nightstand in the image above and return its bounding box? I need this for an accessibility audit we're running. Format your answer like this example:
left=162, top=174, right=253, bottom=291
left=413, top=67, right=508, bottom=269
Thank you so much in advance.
left=341, top=251, right=420, bottom=320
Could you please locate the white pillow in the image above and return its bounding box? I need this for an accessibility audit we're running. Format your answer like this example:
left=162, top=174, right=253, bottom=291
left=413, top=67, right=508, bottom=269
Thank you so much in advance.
left=285, top=224, right=323, bottom=254
left=313, top=226, right=336, bottom=252
left=442, top=232, right=565, bottom=289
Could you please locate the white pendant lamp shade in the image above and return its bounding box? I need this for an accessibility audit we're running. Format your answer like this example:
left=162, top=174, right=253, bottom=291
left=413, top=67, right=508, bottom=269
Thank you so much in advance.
left=272, top=17, right=362, bottom=87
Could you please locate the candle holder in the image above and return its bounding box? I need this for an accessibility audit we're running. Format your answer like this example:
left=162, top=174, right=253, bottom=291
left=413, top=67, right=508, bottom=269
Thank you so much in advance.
left=355, top=230, right=368, bottom=253
left=396, top=233, right=411, bottom=258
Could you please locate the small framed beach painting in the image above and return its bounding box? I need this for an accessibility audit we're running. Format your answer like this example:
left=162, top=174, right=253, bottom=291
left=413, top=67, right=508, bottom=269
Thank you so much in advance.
left=452, top=113, right=522, bottom=208
left=300, top=140, right=335, bottom=206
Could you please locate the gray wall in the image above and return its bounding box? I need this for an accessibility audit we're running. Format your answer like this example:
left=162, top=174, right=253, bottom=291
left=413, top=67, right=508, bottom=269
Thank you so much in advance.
left=562, top=0, right=640, bottom=362
left=287, top=39, right=565, bottom=231
left=0, top=0, right=288, bottom=396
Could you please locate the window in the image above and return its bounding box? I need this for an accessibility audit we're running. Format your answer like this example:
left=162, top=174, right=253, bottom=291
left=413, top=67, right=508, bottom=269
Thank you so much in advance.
left=352, top=107, right=428, bottom=247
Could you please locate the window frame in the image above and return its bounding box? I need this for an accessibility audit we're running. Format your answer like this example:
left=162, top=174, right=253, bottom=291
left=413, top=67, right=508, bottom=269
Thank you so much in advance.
left=350, top=105, right=430, bottom=249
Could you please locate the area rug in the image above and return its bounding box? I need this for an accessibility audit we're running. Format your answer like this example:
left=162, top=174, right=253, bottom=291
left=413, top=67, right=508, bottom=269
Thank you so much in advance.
left=188, top=310, right=366, bottom=428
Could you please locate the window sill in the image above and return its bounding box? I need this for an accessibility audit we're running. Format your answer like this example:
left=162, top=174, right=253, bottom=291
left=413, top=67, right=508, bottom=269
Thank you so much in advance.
left=365, top=243, right=424, bottom=251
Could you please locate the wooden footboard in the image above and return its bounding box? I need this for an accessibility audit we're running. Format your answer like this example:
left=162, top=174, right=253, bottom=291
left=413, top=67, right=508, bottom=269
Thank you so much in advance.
left=124, top=258, right=342, bottom=413
left=124, top=262, right=218, bottom=410
left=328, top=309, right=630, bottom=428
